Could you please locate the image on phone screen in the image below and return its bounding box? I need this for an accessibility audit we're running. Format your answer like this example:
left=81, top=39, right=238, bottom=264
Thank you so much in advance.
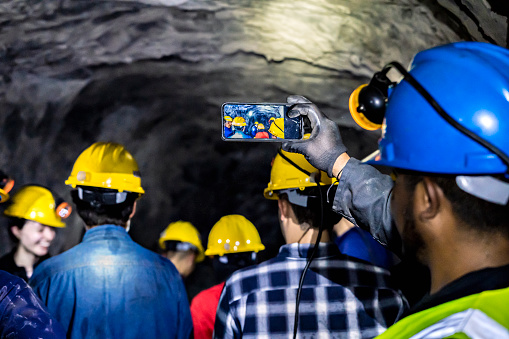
left=222, top=103, right=303, bottom=141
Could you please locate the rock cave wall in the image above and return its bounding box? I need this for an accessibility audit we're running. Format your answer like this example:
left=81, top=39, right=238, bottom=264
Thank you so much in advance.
left=0, top=0, right=507, bottom=295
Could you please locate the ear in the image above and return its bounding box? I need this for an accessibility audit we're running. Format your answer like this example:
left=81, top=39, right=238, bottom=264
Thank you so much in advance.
left=278, top=198, right=292, bottom=221
left=189, top=252, right=197, bottom=265
left=10, top=226, right=21, bottom=240
left=129, top=201, right=137, bottom=219
left=416, top=177, right=442, bottom=221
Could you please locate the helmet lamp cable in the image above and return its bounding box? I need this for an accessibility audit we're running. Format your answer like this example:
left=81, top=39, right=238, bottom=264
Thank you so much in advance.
left=277, top=149, right=312, bottom=176
left=386, top=61, right=509, bottom=171
left=297, top=226, right=312, bottom=258
left=292, top=181, right=324, bottom=339
left=276, top=148, right=326, bottom=338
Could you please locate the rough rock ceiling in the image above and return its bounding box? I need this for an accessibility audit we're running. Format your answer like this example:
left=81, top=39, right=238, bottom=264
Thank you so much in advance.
left=0, top=0, right=507, bottom=286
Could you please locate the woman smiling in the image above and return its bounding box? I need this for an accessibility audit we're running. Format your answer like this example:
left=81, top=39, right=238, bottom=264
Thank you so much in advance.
left=0, top=185, right=70, bottom=281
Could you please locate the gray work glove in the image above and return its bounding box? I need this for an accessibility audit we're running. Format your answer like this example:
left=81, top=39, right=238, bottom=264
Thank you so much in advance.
left=282, top=95, right=347, bottom=177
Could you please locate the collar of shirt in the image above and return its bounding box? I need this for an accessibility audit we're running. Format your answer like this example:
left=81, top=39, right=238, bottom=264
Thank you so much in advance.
left=277, top=242, right=342, bottom=260
left=82, top=224, right=129, bottom=243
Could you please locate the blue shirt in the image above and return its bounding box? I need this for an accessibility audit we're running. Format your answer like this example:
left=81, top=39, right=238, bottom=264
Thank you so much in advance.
left=0, top=270, right=66, bottom=338
left=214, top=242, right=408, bottom=339
left=224, top=126, right=234, bottom=138
left=29, top=225, right=193, bottom=339
left=335, top=227, right=394, bottom=268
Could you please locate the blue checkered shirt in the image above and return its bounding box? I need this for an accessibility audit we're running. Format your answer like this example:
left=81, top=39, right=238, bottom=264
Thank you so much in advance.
left=214, top=242, right=408, bottom=339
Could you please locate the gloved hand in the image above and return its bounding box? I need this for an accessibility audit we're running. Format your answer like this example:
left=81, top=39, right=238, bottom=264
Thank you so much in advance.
left=282, top=95, right=347, bottom=177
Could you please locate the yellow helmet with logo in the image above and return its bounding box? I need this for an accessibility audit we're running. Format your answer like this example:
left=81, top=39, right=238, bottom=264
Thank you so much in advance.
left=65, top=142, right=144, bottom=194
left=159, top=221, right=205, bottom=263
left=3, top=185, right=69, bottom=228
left=268, top=118, right=284, bottom=138
left=264, top=140, right=336, bottom=200
left=232, top=117, right=247, bottom=127
left=205, top=215, right=265, bottom=256
left=0, top=171, right=14, bottom=203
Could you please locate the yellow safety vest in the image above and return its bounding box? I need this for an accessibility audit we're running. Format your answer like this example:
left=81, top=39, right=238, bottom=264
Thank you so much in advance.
left=376, top=286, right=509, bottom=339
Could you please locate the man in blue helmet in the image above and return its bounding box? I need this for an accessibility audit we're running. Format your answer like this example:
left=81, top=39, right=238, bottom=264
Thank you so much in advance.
left=283, top=42, right=509, bottom=338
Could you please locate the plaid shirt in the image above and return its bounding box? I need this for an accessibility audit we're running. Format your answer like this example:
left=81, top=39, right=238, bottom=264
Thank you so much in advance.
left=214, top=243, right=408, bottom=339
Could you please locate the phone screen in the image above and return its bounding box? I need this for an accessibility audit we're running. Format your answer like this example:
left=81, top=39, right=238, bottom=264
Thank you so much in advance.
left=221, top=103, right=303, bottom=141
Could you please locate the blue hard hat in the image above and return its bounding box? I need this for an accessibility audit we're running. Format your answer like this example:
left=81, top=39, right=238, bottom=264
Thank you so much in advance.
left=370, top=42, right=509, bottom=174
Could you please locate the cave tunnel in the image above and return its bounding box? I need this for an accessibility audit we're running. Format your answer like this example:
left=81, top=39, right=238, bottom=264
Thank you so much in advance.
left=0, top=0, right=507, bottom=298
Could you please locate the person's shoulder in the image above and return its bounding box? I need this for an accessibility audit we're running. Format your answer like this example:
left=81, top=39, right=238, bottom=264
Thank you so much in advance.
left=128, top=245, right=182, bottom=276
left=0, top=251, right=13, bottom=270
left=325, top=254, right=390, bottom=273
left=222, top=258, right=280, bottom=297
left=321, top=255, right=396, bottom=288
left=29, top=242, right=93, bottom=285
left=0, top=271, right=35, bottom=304
left=192, top=282, right=225, bottom=306
left=228, top=257, right=277, bottom=280
left=0, top=270, right=26, bottom=288
left=128, top=242, right=172, bottom=265
left=29, top=253, right=67, bottom=285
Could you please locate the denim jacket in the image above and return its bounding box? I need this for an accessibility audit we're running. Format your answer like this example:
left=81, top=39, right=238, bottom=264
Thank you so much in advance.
left=29, top=225, right=192, bottom=339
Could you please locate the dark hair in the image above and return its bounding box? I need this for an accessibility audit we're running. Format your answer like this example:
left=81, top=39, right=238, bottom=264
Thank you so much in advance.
left=212, top=252, right=257, bottom=282
left=402, top=171, right=509, bottom=238
left=279, top=186, right=340, bottom=231
left=6, top=217, right=26, bottom=243
left=71, top=188, right=139, bottom=227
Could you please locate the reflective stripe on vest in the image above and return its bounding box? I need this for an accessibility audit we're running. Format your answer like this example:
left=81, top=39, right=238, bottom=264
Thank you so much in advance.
left=411, top=309, right=509, bottom=339
left=376, top=286, right=509, bottom=339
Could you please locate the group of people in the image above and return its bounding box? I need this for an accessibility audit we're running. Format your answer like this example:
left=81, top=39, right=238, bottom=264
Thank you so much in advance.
left=0, top=40, right=508, bottom=339
left=224, top=115, right=284, bottom=139
left=0, top=143, right=192, bottom=338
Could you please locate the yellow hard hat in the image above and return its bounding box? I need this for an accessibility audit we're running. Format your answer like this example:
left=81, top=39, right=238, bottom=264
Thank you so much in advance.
left=224, top=116, right=233, bottom=122
left=264, top=141, right=336, bottom=200
left=159, top=221, right=205, bottom=263
left=3, top=185, right=69, bottom=228
left=257, top=123, right=265, bottom=130
left=205, top=215, right=265, bottom=256
left=0, top=171, right=14, bottom=203
left=65, top=142, right=145, bottom=194
left=268, top=118, right=284, bottom=138
left=0, top=189, right=8, bottom=203
left=232, top=116, right=247, bottom=127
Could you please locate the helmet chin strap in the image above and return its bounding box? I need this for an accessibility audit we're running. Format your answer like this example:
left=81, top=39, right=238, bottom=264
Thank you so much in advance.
left=456, top=176, right=509, bottom=205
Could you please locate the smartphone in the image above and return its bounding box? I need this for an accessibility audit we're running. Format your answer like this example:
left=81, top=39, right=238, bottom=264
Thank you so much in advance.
left=221, top=103, right=304, bottom=141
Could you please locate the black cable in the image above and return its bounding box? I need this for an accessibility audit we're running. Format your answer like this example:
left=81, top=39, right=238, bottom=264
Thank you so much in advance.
left=276, top=148, right=327, bottom=338
left=277, top=149, right=312, bottom=176
left=386, top=61, right=509, bottom=170
left=292, top=181, right=324, bottom=339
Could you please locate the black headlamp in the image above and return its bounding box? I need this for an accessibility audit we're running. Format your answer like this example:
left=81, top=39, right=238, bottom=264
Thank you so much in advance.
left=75, top=187, right=129, bottom=206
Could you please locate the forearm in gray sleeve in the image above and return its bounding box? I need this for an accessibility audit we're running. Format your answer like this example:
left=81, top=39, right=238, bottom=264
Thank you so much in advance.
left=332, top=157, right=403, bottom=255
